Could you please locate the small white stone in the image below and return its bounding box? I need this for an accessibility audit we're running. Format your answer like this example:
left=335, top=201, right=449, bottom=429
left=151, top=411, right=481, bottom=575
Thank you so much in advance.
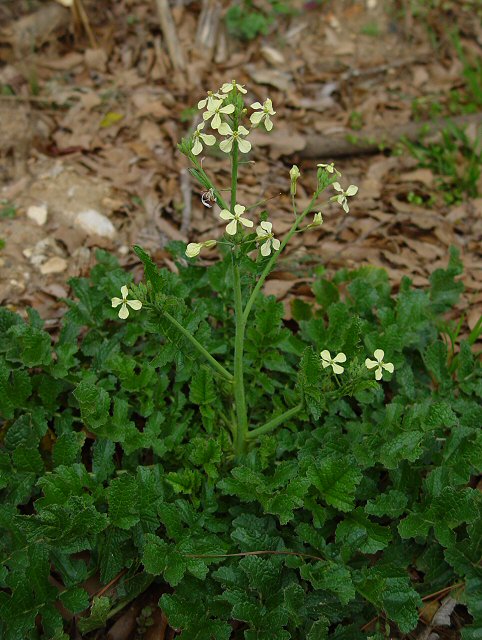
left=74, top=209, right=116, bottom=239
left=40, top=257, right=68, bottom=275
left=118, top=245, right=129, bottom=256
left=27, top=204, right=48, bottom=226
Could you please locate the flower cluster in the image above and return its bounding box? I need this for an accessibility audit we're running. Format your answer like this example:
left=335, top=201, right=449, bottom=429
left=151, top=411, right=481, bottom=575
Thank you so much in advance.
left=321, top=348, right=394, bottom=381
left=192, top=80, right=275, bottom=159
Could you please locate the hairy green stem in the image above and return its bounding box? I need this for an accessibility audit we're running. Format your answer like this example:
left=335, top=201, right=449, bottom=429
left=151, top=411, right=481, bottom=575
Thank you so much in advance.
left=162, top=309, right=233, bottom=383
left=246, top=403, right=304, bottom=440
left=230, top=139, right=249, bottom=457
left=242, top=190, right=320, bottom=325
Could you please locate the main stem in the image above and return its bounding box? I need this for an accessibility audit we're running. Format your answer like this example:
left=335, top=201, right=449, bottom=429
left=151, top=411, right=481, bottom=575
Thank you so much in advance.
left=231, top=138, right=249, bottom=458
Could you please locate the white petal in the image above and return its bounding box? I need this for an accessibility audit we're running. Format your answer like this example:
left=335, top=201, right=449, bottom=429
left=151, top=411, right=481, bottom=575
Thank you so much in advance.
left=333, top=352, right=347, bottom=363
left=256, top=226, right=267, bottom=239
left=111, top=297, right=122, bottom=308
left=374, top=349, right=385, bottom=362
left=365, top=358, right=377, bottom=369
left=346, top=184, right=358, bottom=196
left=186, top=243, right=202, bottom=257
left=250, top=111, right=264, bottom=125
left=272, top=238, right=280, bottom=251
left=220, top=83, right=232, bottom=93
left=219, top=209, right=234, bottom=220
left=383, top=362, right=394, bottom=373
left=250, top=101, right=263, bottom=110
left=192, top=138, right=202, bottom=155
left=220, top=104, right=235, bottom=114
left=260, top=240, right=271, bottom=256
left=197, top=98, right=208, bottom=109
left=238, top=138, right=251, bottom=154
left=120, top=285, right=129, bottom=298
left=211, top=112, right=221, bottom=129
left=260, top=220, right=272, bottom=232
left=217, top=122, right=232, bottom=136
left=237, top=84, right=247, bottom=93
left=332, top=182, right=342, bottom=193
left=234, top=204, right=246, bottom=216
left=238, top=125, right=249, bottom=136
left=118, top=304, right=129, bottom=319
left=264, top=116, right=273, bottom=131
left=203, top=110, right=211, bottom=121
left=239, top=216, right=253, bottom=228
left=196, top=122, right=205, bottom=132
left=219, top=138, right=233, bottom=153
left=375, top=367, right=383, bottom=381
left=127, top=299, right=142, bottom=310
left=320, top=350, right=331, bottom=363
left=332, top=363, right=344, bottom=374
left=342, top=201, right=349, bottom=213
left=225, top=219, right=238, bottom=235
left=200, top=133, right=216, bottom=146
left=265, top=99, right=274, bottom=113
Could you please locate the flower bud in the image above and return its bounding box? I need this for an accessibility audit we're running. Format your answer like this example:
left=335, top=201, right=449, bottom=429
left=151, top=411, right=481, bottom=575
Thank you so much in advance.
left=186, top=243, right=202, bottom=258
left=290, top=165, right=300, bottom=196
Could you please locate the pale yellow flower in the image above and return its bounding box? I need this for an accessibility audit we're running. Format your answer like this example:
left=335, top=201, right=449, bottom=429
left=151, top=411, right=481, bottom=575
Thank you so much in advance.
left=320, top=350, right=346, bottom=374
left=331, top=182, right=358, bottom=213
left=111, top=285, right=142, bottom=320
left=250, top=99, right=275, bottom=131
left=256, top=221, right=280, bottom=256
left=203, top=97, right=235, bottom=130
left=317, top=162, right=341, bottom=177
left=191, top=123, right=216, bottom=156
left=365, top=349, right=394, bottom=381
left=219, top=204, right=253, bottom=235
left=218, top=123, right=251, bottom=154
left=220, top=80, right=247, bottom=94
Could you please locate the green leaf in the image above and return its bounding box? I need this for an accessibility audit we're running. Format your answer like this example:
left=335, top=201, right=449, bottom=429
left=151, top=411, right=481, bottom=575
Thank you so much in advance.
left=78, top=596, right=111, bottom=633
left=6, top=321, right=52, bottom=366
left=336, top=509, right=392, bottom=554
left=73, top=380, right=110, bottom=429
left=59, top=587, right=89, bottom=614
left=300, top=561, right=356, bottom=605
left=189, top=368, right=217, bottom=405
left=429, top=245, right=464, bottom=313
left=133, top=245, right=163, bottom=291
left=379, top=431, right=424, bottom=469
left=52, top=432, right=86, bottom=467
left=107, top=474, right=139, bottom=530
left=142, top=535, right=186, bottom=585
left=365, top=490, right=408, bottom=518
left=307, top=456, right=362, bottom=512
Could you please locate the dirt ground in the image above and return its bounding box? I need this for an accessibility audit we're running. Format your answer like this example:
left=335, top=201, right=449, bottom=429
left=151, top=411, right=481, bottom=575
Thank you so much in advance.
left=0, top=1, right=481, bottom=637
left=1, top=0, right=481, bottom=338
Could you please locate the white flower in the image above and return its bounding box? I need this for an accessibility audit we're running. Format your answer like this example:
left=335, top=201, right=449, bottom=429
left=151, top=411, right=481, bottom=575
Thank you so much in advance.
left=220, top=80, right=247, bottom=94
left=202, top=97, right=235, bottom=130
left=185, top=239, right=217, bottom=258
left=317, top=162, right=341, bottom=177
left=365, top=349, right=394, bottom=381
left=256, top=220, right=281, bottom=256
left=197, top=91, right=222, bottom=110
left=331, top=182, right=358, bottom=213
left=191, top=122, right=216, bottom=156
left=111, top=285, right=142, bottom=320
left=320, top=350, right=346, bottom=374
left=250, top=99, right=275, bottom=131
left=218, top=123, right=251, bottom=154
left=305, top=212, right=324, bottom=230
left=219, top=204, right=253, bottom=235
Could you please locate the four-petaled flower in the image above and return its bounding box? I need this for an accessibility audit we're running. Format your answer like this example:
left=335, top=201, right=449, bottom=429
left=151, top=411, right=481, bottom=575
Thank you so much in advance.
left=320, top=350, right=346, bottom=374
left=185, top=239, right=217, bottom=258
left=250, top=99, right=276, bottom=131
left=317, top=162, right=341, bottom=177
left=203, top=98, right=235, bottom=130
left=191, top=123, right=216, bottom=156
left=111, top=285, right=142, bottom=320
left=365, top=349, right=394, bottom=381
left=218, top=123, right=251, bottom=154
left=220, top=80, right=247, bottom=94
left=331, top=182, right=358, bottom=213
left=305, top=212, right=323, bottom=230
left=219, top=204, right=253, bottom=235
left=197, top=91, right=222, bottom=110
left=256, top=220, right=280, bottom=256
